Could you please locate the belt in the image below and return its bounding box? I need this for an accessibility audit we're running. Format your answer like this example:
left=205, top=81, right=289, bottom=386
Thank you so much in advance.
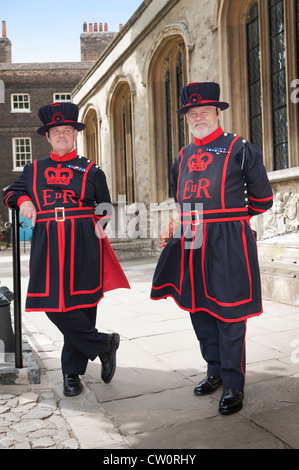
left=36, top=207, right=98, bottom=223
left=180, top=208, right=249, bottom=225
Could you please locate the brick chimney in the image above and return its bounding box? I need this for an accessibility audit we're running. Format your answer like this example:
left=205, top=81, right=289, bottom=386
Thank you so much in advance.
left=80, top=21, right=118, bottom=62
left=0, top=21, right=12, bottom=63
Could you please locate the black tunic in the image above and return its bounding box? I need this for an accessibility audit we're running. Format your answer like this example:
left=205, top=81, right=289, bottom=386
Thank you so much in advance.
left=4, top=149, right=129, bottom=312
left=150, top=127, right=273, bottom=321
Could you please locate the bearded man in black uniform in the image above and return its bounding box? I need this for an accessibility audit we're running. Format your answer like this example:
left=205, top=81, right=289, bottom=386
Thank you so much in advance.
left=151, top=82, right=273, bottom=414
left=4, top=102, right=129, bottom=397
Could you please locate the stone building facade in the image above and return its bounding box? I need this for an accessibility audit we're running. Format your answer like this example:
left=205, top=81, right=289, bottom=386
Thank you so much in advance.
left=72, top=0, right=299, bottom=305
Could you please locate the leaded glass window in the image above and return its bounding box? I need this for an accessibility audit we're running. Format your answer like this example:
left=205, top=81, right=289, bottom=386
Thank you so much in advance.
left=247, top=3, right=262, bottom=149
left=296, top=0, right=299, bottom=76
left=269, top=0, right=288, bottom=170
left=176, top=53, right=185, bottom=150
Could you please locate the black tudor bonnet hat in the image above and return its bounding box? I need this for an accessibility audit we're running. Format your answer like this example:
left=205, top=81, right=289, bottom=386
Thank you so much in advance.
left=37, top=102, right=86, bottom=136
left=177, top=82, right=229, bottom=115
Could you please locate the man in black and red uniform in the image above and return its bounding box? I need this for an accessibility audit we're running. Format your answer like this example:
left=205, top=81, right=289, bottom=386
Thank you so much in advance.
left=151, top=82, right=273, bottom=414
left=4, top=102, right=129, bottom=397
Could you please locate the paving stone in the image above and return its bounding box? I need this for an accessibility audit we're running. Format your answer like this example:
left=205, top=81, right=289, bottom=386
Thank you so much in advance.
left=22, top=407, right=54, bottom=420
left=19, top=392, right=39, bottom=405
left=62, top=438, right=79, bottom=449
left=15, top=441, right=31, bottom=449
left=31, top=436, right=55, bottom=449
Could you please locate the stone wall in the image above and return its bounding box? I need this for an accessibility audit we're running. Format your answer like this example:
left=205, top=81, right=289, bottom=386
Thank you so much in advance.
left=251, top=169, right=299, bottom=306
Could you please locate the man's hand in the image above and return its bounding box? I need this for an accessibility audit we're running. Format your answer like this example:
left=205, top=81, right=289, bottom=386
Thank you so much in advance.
left=20, top=201, right=37, bottom=227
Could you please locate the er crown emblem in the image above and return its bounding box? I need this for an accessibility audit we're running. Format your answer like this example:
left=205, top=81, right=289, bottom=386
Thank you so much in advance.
left=187, top=149, right=213, bottom=173
left=44, top=164, right=73, bottom=185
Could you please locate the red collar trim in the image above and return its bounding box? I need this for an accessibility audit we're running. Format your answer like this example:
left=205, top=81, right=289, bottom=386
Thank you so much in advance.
left=50, top=149, right=77, bottom=161
left=193, top=126, right=224, bottom=146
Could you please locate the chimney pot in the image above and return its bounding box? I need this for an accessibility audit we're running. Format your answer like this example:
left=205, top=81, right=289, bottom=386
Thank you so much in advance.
left=83, top=21, right=87, bottom=32
left=119, top=24, right=123, bottom=31
left=89, top=23, right=92, bottom=32
left=99, top=23, right=103, bottom=32
left=94, top=22, right=98, bottom=32
left=104, top=23, right=108, bottom=32
left=2, top=21, right=6, bottom=38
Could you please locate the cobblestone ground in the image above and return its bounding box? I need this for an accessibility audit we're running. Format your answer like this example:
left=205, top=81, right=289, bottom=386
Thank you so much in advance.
left=0, top=390, right=79, bottom=449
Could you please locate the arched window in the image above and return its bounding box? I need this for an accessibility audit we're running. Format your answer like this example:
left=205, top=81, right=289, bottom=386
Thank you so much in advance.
left=83, top=108, right=99, bottom=165
left=220, top=0, right=299, bottom=171
left=111, top=81, right=134, bottom=204
left=149, top=38, right=187, bottom=202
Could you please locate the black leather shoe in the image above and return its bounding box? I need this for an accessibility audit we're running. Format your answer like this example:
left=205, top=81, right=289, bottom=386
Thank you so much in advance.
left=99, top=333, right=120, bottom=383
left=219, top=387, right=243, bottom=415
left=63, top=374, right=83, bottom=397
left=194, top=375, right=222, bottom=396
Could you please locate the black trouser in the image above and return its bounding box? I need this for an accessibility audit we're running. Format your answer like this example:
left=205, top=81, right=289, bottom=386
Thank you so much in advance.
left=190, top=310, right=247, bottom=391
left=46, top=306, right=110, bottom=375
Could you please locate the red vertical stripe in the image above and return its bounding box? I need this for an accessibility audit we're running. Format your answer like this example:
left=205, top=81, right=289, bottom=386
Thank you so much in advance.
left=79, top=161, right=94, bottom=206
left=27, top=221, right=50, bottom=297
left=33, top=160, right=42, bottom=211
left=189, top=227, right=197, bottom=312
left=176, top=149, right=184, bottom=204
left=58, top=222, right=65, bottom=310
left=240, top=320, right=247, bottom=389
left=221, top=135, right=240, bottom=209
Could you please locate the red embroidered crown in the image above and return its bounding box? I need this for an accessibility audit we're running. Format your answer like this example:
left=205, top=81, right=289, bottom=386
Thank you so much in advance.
left=44, top=164, right=73, bottom=185
left=187, top=149, right=213, bottom=172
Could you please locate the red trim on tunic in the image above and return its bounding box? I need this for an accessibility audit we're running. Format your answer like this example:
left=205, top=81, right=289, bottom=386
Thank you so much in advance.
left=248, top=205, right=268, bottom=213
left=79, top=161, right=94, bottom=207
left=50, top=149, right=77, bottom=161
left=151, top=233, right=185, bottom=296
left=4, top=191, right=14, bottom=207
left=27, top=221, right=50, bottom=298
left=221, top=135, right=240, bottom=209
left=201, top=221, right=252, bottom=307
left=58, top=220, right=65, bottom=310
left=150, top=291, right=263, bottom=321
left=249, top=195, right=273, bottom=202
left=69, top=218, right=103, bottom=295
left=176, top=148, right=184, bottom=203
left=193, top=127, right=224, bottom=146
left=17, top=195, right=32, bottom=207
left=33, top=160, right=42, bottom=211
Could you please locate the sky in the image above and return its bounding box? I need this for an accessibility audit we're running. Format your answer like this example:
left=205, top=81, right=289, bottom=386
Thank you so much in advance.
left=1, top=0, right=143, bottom=63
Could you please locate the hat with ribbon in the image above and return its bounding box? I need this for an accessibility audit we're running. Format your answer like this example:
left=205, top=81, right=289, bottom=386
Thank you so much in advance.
left=37, top=102, right=86, bottom=135
left=177, top=82, right=229, bottom=115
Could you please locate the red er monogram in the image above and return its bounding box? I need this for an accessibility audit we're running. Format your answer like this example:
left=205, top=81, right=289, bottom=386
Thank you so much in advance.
left=42, top=189, right=77, bottom=206
left=183, top=149, right=213, bottom=199
left=183, top=179, right=212, bottom=199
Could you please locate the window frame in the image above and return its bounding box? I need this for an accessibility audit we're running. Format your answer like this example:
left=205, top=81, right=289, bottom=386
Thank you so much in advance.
left=110, top=81, right=135, bottom=204
left=220, top=0, right=299, bottom=171
left=149, top=38, right=187, bottom=202
left=12, top=137, right=32, bottom=171
left=53, top=93, right=72, bottom=102
left=11, top=93, right=31, bottom=113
